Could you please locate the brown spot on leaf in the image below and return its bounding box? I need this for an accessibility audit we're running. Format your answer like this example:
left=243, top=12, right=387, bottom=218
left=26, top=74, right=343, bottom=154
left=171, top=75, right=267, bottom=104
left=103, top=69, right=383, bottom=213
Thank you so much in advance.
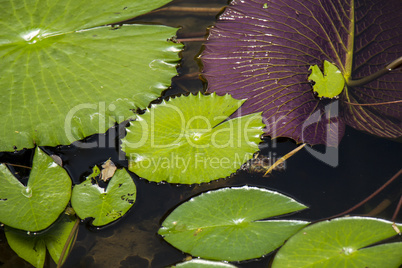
left=100, top=159, right=117, bottom=182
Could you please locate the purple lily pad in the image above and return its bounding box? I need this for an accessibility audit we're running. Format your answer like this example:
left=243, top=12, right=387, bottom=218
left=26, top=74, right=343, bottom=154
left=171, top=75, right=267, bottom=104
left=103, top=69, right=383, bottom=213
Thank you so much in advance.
left=201, top=0, right=402, bottom=146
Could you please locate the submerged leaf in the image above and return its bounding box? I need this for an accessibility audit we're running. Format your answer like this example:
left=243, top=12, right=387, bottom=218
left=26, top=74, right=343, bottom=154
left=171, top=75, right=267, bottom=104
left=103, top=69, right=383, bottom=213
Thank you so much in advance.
left=0, top=147, right=71, bottom=231
left=71, top=168, right=136, bottom=226
left=201, top=0, right=402, bottom=145
left=272, top=217, right=402, bottom=267
left=5, top=214, right=77, bottom=268
left=0, top=0, right=182, bottom=151
left=6, top=230, right=46, bottom=268
left=159, top=186, right=309, bottom=261
left=121, top=93, right=264, bottom=184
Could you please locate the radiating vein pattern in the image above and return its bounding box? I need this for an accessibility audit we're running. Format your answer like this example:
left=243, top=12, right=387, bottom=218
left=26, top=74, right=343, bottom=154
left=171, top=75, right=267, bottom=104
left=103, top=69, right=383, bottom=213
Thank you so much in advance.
left=121, top=93, right=264, bottom=184
left=344, top=0, right=402, bottom=138
left=202, top=0, right=402, bottom=145
left=0, top=0, right=181, bottom=151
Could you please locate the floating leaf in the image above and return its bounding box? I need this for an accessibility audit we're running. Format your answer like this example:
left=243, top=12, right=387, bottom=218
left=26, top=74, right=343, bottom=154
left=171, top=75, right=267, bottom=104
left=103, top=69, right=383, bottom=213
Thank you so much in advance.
left=201, top=0, right=402, bottom=145
left=0, top=147, right=71, bottom=231
left=71, top=168, right=136, bottom=226
left=174, top=259, right=238, bottom=268
left=309, top=61, right=345, bottom=99
left=121, top=93, right=264, bottom=184
left=0, top=0, right=182, bottom=151
left=272, top=217, right=402, bottom=267
left=159, top=186, right=309, bottom=261
left=88, top=165, right=101, bottom=179
left=5, top=214, right=77, bottom=268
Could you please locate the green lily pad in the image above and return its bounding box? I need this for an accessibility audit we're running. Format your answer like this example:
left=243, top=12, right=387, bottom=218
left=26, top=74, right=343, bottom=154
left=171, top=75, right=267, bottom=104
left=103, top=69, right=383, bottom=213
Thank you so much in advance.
left=272, top=217, right=402, bottom=267
left=0, top=147, right=72, bottom=231
left=174, top=259, right=238, bottom=268
left=308, top=60, right=345, bottom=99
left=5, top=214, right=77, bottom=268
left=71, top=167, right=136, bottom=226
left=121, top=93, right=265, bottom=184
left=158, top=186, right=309, bottom=261
left=0, top=0, right=182, bottom=152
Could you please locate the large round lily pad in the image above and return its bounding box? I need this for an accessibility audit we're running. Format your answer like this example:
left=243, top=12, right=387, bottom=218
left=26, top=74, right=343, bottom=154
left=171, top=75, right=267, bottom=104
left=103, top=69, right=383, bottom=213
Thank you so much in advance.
left=0, top=0, right=182, bottom=151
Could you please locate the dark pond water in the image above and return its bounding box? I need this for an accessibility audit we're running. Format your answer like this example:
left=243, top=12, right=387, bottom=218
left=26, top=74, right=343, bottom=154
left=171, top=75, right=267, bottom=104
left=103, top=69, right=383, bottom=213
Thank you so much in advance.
left=1, top=0, right=401, bottom=267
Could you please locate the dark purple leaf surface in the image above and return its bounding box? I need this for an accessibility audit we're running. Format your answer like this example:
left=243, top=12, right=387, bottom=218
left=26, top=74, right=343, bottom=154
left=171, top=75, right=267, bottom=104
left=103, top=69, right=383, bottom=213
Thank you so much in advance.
left=201, top=0, right=402, bottom=145
left=343, top=1, right=402, bottom=138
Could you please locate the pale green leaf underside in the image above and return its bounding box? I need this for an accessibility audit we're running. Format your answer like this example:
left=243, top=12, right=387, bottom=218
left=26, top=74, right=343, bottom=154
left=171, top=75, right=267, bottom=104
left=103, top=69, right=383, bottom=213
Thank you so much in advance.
left=0, top=0, right=182, bottom=151
left=71, top=168, right=136, bottom=226
left=272, top=217, right=402, bottom=268
left=0, top=147, right=71, bottom=231
left=159, top=186, right=309, bottom=261
left=5, top=214, right=77, bottom=268
left=122, top=93, right=265, bottom=184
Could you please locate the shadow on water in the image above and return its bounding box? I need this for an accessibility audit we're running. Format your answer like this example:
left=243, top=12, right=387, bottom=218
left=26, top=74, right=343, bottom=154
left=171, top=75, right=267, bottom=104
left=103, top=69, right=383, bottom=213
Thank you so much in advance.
left=0, top=0, right=401, bottom=267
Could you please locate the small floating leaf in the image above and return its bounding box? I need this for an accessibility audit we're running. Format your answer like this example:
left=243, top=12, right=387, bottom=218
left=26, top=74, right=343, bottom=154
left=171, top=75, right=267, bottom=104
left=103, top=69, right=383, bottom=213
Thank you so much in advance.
left=88, top=165, right=101, bottom=179
left=122, top=93, right=264, bottom=184
left=0, top=147, right=72, bottom=231
left=5, top=214, right=77, bottom=268
left=309, top=61, right=345, bottom=98
left=174, top=259, right=238, bottom=268
left=71, top=168, right=136, bottom=226
left=159, top=186, right=309, bottom=261
left=272, top=217, right=402, bottom=267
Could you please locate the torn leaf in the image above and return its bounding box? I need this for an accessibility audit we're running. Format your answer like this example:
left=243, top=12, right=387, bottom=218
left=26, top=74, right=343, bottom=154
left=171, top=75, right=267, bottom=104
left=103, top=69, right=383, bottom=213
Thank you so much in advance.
left=71, top=168, right=136, bottom=226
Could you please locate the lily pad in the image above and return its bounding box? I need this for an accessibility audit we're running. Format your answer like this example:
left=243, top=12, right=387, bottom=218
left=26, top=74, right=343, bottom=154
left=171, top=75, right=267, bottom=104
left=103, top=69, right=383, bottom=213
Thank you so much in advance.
left=0, top=0, right=182, bottom=151
left=158, top=186, right=309, bottom=261
left=5, top=214, right=77, bottom=268
left=121, top=93, right=264, bottom=184
left=71, top=167, right=136, bottom=226
left=272, top=217, right=402, bottom=267
left=201, top=0, right=402, bottom=145
left=174, top=259, right=238, bottom=268
left=309, top=61, right=345, bottom=99
left=0, top=147, right=72, bottom=231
